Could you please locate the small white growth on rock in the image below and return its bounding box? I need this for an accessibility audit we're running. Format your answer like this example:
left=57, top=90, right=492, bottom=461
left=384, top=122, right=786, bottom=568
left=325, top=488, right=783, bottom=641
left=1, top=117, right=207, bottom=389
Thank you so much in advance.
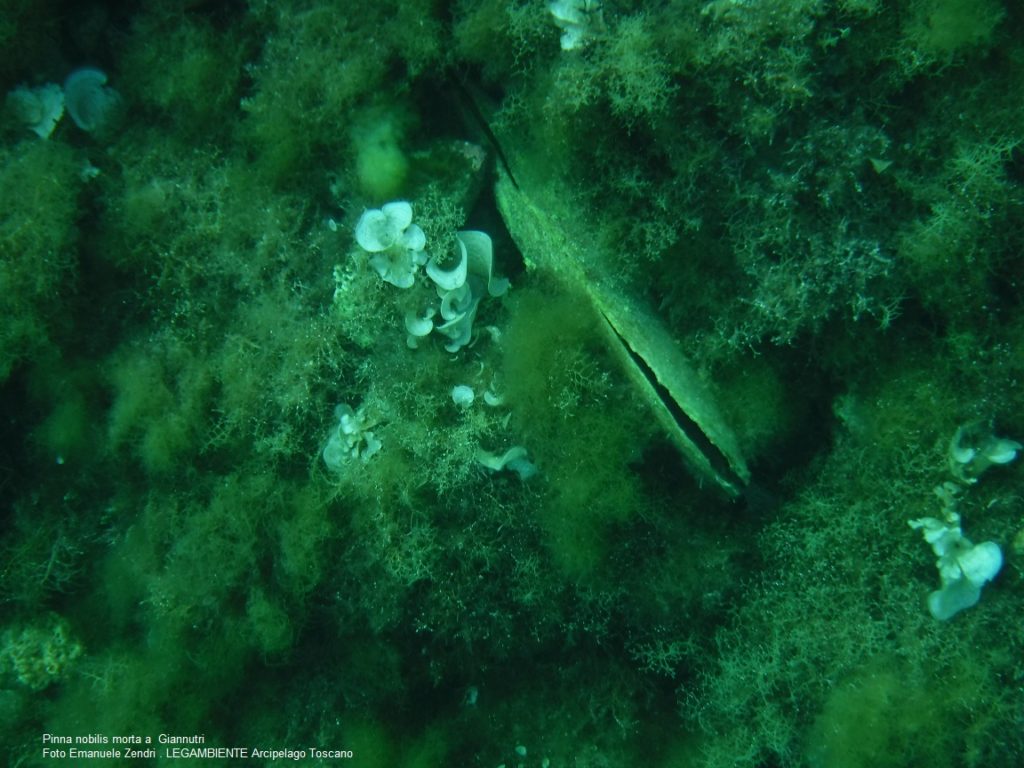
left=404, top=306, right=436, bottom=348
left=355, top=201, right=427, bottom=288
left=908, top=502, right=1002, bottom=621
left=548, top=0, right=603, bottom=50
left=63, top=67, right=121, bottom=133
left=907, top=418, right=1018, bottom=621
left=477, top=446, right=537, bottom=480
left=431, top=230, right=509, bottom=352
left=451, top=384, right=475, bottom=408
left=427, top=242, right=468, bottom=291
left=323, top=404, right=382, bottom=472
left=5, top=83, right=64, bottom=139
left=948, top=421, right=1021, bottom=484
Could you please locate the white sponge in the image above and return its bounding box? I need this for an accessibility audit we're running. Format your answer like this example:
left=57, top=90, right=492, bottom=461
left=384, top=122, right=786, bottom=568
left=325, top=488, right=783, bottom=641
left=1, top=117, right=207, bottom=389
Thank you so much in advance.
left=909, top=515, right=1002, bottom=621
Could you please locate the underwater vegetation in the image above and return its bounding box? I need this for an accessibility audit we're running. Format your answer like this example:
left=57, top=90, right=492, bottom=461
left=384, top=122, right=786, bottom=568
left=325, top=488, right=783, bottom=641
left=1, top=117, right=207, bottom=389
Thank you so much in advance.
left=1, top=0, right=1023, bottom=765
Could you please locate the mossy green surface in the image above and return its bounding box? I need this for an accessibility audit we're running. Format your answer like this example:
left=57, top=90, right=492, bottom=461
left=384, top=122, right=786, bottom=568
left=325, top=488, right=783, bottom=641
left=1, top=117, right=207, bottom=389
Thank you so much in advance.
left=805, top=655, right=987, bottom=768
left=502, top=284, right=652, bottom=578
left=1, top=1, right=1023, bottom=766
left=0, top=140, right=80, bottom=380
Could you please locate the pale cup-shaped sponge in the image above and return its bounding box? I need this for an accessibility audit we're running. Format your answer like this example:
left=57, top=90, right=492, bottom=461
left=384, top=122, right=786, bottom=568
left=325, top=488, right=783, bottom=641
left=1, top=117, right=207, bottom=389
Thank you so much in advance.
left=64, top=67, right=121, bottom=133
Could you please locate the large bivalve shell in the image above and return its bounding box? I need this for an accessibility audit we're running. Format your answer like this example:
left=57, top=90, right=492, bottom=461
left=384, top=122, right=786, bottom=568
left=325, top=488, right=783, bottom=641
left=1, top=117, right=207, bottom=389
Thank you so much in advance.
left=494, top=171, right=750, bottom=498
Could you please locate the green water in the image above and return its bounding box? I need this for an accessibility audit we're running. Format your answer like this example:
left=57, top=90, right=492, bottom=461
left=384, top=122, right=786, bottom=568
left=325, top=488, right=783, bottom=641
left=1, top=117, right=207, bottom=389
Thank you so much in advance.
left=1, top=1, right=1022, bottom=765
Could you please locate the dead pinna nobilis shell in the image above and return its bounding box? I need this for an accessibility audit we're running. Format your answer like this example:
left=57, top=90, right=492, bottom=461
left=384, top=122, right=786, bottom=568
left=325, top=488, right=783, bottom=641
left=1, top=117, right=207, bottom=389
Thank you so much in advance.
left=494, top=171, right=750, bottom=498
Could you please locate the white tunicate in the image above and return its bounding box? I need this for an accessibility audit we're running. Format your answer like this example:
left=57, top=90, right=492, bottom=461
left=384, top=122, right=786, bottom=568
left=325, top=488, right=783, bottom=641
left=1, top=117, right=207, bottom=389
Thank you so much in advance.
left=451, top=385, right=475, bottom=408
left=63, top=67, right=121, bottom=133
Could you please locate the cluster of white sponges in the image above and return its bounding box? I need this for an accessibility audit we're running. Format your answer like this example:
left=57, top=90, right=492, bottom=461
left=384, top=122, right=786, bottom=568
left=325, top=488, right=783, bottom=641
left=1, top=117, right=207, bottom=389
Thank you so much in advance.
left=354, top=201, right=509, bottom=353
left=329, top=201, right=532, bottom=480
left=5, top=67, right=121, bottom=139
left=908, top=423, right=1019, bottom=620
left=5, top=83, right=64, bottom=139
left=449, top=385, right=537, bottom=478
left=908, top=482, right=1003, bottom=621
left=548, top=0, right=603, bottom=51
left=418, top=230, right=509, bottom=352
left=322, top=404, right=382, bottom=473
left=354, top=201, right=427, bottom=288
left=476, top=446, right=537, bottom=480
left=947, top=421, right=1022, bottom=484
